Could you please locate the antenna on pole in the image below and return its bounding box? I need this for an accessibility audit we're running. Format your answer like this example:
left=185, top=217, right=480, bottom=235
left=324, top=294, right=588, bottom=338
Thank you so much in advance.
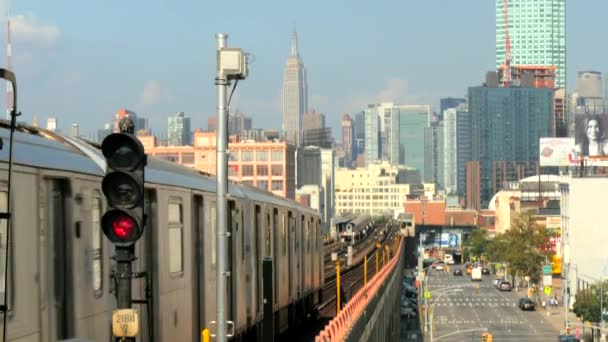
left=6, top=3, right=12, bottom=120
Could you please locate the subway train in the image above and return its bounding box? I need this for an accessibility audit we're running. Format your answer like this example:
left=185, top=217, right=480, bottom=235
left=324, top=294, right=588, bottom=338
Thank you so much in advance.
left=341, top=214, right=372, bottom=244
left=0, top=122, right=324, bottom=341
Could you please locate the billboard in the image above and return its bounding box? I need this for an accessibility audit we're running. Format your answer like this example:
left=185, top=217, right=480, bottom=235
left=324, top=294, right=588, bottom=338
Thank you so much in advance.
left=574, top=113, right=608, bottom=160
left=539, top=138, right=579, bottom=166
left=420, top=230, right=462, bottom=249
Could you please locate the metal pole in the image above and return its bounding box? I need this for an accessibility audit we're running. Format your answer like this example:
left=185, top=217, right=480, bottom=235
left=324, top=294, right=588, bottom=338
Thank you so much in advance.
left=115, top=246, right=135, bottom=342
left=215, top=32, right=230, bottom=342
left=336, top=262, right=341, bottom=315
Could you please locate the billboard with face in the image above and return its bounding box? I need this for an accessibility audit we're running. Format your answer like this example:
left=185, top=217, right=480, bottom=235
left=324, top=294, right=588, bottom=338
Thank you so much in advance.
left=574, top=113, right=608, bottom=158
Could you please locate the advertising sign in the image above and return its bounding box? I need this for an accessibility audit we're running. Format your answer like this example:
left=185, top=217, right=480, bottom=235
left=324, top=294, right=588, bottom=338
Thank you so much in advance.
left=574, top=113, right=608, bottom=165
left=539, top=138, right=579, bottom=166
left=545, top=216, right=561, bottom=230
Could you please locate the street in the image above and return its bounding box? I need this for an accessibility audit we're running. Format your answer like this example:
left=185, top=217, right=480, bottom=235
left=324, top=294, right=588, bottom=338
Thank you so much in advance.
left=425, top=267, right=560, bottom=341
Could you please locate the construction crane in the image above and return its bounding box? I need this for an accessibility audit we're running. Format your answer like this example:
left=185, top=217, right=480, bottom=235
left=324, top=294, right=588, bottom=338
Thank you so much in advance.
left=502, top=0, right=512, bottom=87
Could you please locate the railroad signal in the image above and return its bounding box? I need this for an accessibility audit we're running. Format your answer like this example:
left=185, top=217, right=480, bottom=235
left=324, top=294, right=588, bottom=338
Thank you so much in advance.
left=101, top=125, right=147, bottom=246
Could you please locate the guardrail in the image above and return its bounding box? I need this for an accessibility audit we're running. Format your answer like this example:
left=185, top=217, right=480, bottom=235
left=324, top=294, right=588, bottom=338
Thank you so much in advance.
left=315, top=236, right=405, bottom=341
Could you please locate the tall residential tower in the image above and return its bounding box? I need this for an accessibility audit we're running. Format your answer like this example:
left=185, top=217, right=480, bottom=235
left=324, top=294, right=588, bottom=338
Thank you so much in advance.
left=282, top=29, right=308, bottom=147
left=495, top=0, right=566, bottom=89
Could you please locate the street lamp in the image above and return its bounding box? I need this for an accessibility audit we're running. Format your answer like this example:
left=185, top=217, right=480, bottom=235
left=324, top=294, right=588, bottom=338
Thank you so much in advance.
left=429, top=288, right=464, bottom=342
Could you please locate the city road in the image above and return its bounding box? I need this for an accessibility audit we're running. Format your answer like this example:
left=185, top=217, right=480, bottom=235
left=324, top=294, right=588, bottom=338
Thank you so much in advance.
left=424, top=266, right=559, bottom=341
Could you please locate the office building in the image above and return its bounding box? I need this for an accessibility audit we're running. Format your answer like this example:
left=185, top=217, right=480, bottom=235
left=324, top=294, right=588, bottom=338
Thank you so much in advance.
left=140, top=131, right=296, bottom=199
left=167, top=112, right=191, bottom=146
left=282, top=29, right=308, bottom=147
left=397, top=105, right=430, bottom=175
left=302, top=110, right=325, bottom=131
left=495, top=0, right=566, bottom=89
left=468, top=78, right=553, bottom=208
left=424, top=122, right=443, bottom=188
left=342, top=113, right=355, bottom=167
left=46, top=117, right=57, bottom=132
left=297, top=146, right=322, bottom=187
left=71, top=124, right=79, bottom=138
left=334, top=161, right=413, bottom=216
left=354, top=111, right=365, bottom=158
left=443, top=104, right=471, bottom=195
left=571, top=71, right=604, bottom=114
left=439, top=97, right=466, bottom=121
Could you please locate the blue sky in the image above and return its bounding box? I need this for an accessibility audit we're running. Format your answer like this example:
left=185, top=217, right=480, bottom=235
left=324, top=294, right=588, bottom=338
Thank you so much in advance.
left=3, top=0, right=608, bottom=138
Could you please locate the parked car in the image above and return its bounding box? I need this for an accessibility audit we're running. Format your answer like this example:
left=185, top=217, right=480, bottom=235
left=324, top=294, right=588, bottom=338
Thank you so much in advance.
left=435, top=262, right=445, bottom=271
left=453, top=269, right=463, bottom=276
left=481, top=267, right=490, bottom=275
left=466, top=266, right=473, bottom=275
left=498, top=281, right=512, bottom=291
left=519, top=297, right=535, bottom=311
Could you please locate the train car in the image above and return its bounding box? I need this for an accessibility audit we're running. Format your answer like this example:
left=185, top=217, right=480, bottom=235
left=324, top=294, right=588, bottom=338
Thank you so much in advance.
left=396, top=212, right=415, bottom=237
left=342, top=214, right=371, bottom=244
left=0, top=123, right=323, bottom=341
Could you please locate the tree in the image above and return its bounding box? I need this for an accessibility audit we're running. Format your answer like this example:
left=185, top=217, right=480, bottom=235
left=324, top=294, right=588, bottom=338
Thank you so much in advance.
left=463, top=228, right=489, bottom=261
left=502, top=211, right=553, bottom=283
left=573, top=280, right=608, bottom=323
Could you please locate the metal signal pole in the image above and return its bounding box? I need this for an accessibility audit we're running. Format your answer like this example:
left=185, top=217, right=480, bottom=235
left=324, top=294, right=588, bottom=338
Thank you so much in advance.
left=215, top=32, right=230, bottom=342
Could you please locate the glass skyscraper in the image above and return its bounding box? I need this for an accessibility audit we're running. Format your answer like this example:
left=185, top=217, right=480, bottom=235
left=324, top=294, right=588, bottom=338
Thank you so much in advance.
left=168, top=112, right=191, bottom=146
left=469, top=85, right=553, bottom=208
left=495, top=0, right=566, bottom=89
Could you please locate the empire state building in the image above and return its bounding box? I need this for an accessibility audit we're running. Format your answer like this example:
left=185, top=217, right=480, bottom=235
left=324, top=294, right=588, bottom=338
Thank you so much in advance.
left=282, top=29, right=308, bottom=147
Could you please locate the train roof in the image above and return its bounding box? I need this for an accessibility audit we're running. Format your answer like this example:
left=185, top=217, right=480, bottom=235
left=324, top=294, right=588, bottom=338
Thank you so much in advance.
left=0, top=122, right=318, bottom=217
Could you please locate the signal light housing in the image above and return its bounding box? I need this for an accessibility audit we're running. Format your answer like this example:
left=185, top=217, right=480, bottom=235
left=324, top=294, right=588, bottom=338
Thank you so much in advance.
left=101, top=132, right=146, bottom=246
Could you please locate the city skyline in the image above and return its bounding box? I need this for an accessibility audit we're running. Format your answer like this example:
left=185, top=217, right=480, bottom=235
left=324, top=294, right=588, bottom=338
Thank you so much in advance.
left=2, top=0, right=608, bottom=138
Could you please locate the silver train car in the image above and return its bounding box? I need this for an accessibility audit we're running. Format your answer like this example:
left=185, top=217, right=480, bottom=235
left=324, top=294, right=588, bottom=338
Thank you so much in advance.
left=342, top=214, right=371, bottom=243
left=0, top=123, right=324, bottom=341
left=396, top=212, right=415, bottom=237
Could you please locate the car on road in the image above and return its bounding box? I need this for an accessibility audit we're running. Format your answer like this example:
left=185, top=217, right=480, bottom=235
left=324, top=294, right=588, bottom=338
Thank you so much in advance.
left=466, top=266, right=472, bottom=275
left=453, top=269, right=463, bottom=276
left=493, top=278, right=502, bottom=288
left=435, top=262, right=445, bottom=271
left=498, top=281, right=512, bottom=291
left=519, top=297, right=535, bottom=311
left=481, top=267, right=490, bottom=275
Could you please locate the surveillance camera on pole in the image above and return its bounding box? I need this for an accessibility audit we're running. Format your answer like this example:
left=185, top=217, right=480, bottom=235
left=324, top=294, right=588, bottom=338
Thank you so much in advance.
left=215, top=33, right=249, bottom=342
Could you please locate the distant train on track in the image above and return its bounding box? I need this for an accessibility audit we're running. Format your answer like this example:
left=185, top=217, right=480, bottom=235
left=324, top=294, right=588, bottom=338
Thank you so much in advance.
left=341, top=214, right=372, bottom=244
left=0, top=123, right=324, bottom=341
left=396, top=212, right=415, bottom=237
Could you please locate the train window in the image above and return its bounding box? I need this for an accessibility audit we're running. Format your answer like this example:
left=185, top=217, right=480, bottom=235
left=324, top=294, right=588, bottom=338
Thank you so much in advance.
left=281, top=214, right=286, bottom=256
left=265, top=212, right=271, bottom=256
left=305, top=219, right=309, bottom=253
left=0, top=190, right=12, bottom=311
left=211, top=204, right=217, bottom=265
left=92, top=194, right=103, bottom=295
left=169, top=199, right=184, bottom=275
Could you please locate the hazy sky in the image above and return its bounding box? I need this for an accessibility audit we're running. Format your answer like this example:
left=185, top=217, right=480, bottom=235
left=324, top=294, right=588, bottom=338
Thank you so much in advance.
left=3, top=0, right=608, bottom=137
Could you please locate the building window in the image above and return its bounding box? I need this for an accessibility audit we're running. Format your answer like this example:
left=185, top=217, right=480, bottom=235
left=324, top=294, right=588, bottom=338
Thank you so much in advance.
left=271, top=165, right=283, bottom=176
left=228, top=165, right=238, bottom=177
left=169, top=199, right=183, bottom=274
left=229, top=151, right=239, bottom=161
left=242, top=151, right=254, bottom=162
left=271, top=151, right=283, bottom=162
left=271, top=180, right=283, bottom=191
left=256, top=151, right=268, bottom=161
left=257, top=180, right=269, bottom=191
left=242, top=165, right=254, bottom=177
left=256, top=165, right=268, bottom=176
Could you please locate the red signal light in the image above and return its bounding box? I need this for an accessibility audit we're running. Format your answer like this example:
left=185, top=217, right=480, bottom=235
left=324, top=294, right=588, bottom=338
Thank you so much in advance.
left=112, top=213, right=137, bottom=240
left=101, top=210, right=141, bottom=245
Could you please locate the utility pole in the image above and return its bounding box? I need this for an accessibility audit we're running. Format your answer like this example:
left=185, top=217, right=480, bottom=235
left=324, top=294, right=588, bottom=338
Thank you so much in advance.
left=215, top=33, right=248, bottom=342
